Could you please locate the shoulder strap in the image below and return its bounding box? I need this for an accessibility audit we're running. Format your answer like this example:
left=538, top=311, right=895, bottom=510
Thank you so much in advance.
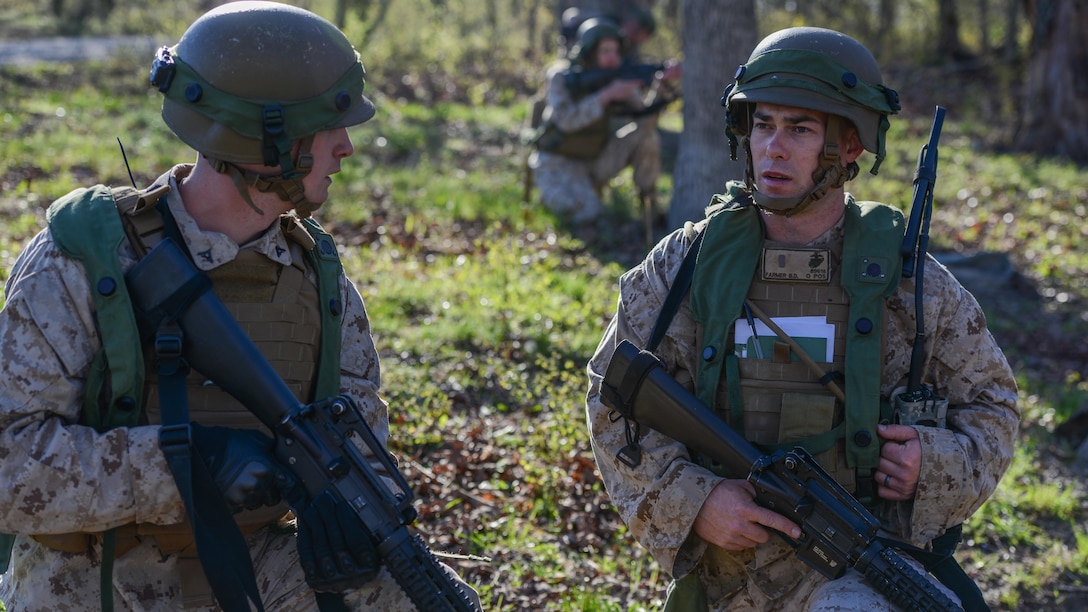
left=298, top=216, right=345, bottom=399
left=645, top=231, right=704, bottom=353
left=46, top=185, right=164, bottom=430
left=840, top=199, right=904, bottom=496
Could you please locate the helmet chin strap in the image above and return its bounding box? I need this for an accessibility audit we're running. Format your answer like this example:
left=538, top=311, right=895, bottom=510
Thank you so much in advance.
left=206, top=135, right=321, bottom=218
left=745, top=115, right=859, bottom=217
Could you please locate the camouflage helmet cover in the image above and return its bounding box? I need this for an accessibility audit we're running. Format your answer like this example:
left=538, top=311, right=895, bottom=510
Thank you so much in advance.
left=568, top=17, right=623, bottom=64
left=724, top=27, right=900, bottom=166
left=152, top=0, right=375, bottom=166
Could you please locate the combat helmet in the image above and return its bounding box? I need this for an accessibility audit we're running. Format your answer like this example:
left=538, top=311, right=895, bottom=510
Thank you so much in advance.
left=149, top=0, right=375, bottom=217
left=568, top=17, right=622, bottom=65
left=721, top=27, right=900, bottom=216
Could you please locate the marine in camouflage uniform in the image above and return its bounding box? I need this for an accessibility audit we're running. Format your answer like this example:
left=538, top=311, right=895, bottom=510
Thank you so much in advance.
left=530, top=18, right=679, bottom=224
left=0, top=2, right=477, bottom=610
left=585, top=27, right=1019, bottom=611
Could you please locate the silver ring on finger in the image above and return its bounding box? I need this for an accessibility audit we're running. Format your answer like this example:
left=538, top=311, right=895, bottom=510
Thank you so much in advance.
left=884, top=474, right=892, bottom=487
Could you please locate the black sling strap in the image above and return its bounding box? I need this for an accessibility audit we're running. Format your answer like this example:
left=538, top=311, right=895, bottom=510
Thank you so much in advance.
left=645, top=231, right=704, bottom=352
left=148, top=204, right=266, bottom=612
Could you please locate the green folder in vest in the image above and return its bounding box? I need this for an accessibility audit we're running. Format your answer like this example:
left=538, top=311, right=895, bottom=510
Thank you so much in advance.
left=735, top=316, right=835, bottom=363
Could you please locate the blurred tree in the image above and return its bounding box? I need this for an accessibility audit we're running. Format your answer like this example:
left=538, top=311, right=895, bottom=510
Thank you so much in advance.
left=1016, top=0, right=1088, bottom=163
left=668, top=0, right=756, bottom=225
left=937, top=0, right=973, bottom=61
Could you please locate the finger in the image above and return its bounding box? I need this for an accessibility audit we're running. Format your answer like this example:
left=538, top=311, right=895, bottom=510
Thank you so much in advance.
left=754, top=507, right=802, bottom=540
left=878, top=456, right=902, bottom=479
left=878, top=423, right=919, bottom=442
left=719, top=531, right=768, bottom=551
left=878, top=470, right=893, bottom=490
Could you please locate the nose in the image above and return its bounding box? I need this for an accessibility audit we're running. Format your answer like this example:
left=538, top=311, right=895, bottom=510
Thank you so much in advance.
left=334, top=127, right=354, bottom=159
left=762, top=129, right=788, bottom=160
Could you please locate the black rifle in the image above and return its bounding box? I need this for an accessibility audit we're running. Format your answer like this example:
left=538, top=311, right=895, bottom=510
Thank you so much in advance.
left=126, top=238, right=480, bottom=612
left=564, top=62, right=664, bottom=97
left=600, top=339, right=963, bottom=612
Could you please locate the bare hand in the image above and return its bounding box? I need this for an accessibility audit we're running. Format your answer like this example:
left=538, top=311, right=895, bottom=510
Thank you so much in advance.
left=599, top=78, right=641, bottom=105
left=876, top=423, right=922, bottom=500
left=662, top=59, right=682, bottom=83
left=693, top=479, right=802, bottom=551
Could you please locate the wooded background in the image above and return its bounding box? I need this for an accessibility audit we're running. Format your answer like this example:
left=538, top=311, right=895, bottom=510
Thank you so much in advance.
left=3, top=1, right=1088, bottom=609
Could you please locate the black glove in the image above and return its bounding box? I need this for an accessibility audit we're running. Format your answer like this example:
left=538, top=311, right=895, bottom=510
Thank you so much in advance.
left=296, top=489, right=381, bottom=592
left=189, top=422, right=289, bottom=514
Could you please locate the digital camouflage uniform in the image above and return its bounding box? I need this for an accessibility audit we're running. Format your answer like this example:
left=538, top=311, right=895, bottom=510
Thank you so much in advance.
left=0, top=165, right=475, bottom=611
left=585, top=210, right=1019, bottom=610
left=529, top=59, right=663, bottom=223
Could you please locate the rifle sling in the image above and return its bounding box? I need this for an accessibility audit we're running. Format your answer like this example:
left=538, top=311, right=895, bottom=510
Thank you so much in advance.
left=645, top=231, right=704, bottom=352
left=149, top=204, right=267, bottom=612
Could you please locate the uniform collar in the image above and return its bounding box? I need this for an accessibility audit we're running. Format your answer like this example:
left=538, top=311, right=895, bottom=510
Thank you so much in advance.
left=161, top=164, right=294, bottom=271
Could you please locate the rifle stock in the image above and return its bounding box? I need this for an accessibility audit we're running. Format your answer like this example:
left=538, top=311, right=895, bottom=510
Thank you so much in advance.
left=600, top=339, right=963, bottom=612
left=125, top=238, right=480, bottom=612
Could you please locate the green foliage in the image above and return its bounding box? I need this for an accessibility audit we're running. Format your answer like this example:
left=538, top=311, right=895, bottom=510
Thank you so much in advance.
left=3, top=3, right=1088, bottom=610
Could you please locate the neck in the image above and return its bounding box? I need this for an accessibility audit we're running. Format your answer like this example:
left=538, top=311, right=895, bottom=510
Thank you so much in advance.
left=178, top=159, right=288, bottom=245
left=761, top=189, right=846, bottom=244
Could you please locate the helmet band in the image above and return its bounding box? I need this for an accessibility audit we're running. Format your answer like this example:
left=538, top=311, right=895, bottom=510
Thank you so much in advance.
left=154, top=46, right=367, bottom=146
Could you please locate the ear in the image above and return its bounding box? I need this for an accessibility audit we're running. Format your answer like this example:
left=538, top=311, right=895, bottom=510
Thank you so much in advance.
left=840, top=127, right=865, bottom=164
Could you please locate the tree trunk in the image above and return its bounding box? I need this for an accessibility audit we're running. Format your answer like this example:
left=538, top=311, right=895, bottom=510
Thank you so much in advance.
left=1016, top=0, right=1088, bottom=163
left=1002, top=0, right=1020, bottom=59
left=937, top=0, right=972, bottom=62
left=978, top=0, right=991, bottom=53
left=667, top=0, right=757, bottom=226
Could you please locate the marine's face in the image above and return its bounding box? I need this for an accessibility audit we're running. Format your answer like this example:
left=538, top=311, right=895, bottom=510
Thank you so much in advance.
left=301, top=127, right=355, bottom=206
left=593, top=38, right=623, bottom=70
left=747, top=102, right=829, bottom=200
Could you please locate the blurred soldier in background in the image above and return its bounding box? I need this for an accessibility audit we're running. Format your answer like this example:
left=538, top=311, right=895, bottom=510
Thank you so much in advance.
left=528, top=16, right=680, bottom=235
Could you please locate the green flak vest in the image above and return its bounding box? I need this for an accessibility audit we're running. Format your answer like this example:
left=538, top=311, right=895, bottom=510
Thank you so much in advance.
left=690, top=188, right=903, bottom=478
left=0, top=183, right=345, bottom=573
left=45, top=184, right=345, bottom=431
left=663, top=187, right=904, bottom=611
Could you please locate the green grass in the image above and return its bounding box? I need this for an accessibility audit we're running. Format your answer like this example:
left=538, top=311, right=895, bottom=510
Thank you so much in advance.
left=4, top=3, right=1088, bottom=610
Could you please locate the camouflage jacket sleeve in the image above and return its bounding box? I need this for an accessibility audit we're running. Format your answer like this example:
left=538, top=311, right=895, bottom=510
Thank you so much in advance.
left=336, top=272, right=392, bottom=454
left=586, top=224, right=724, bottom=577
left=881, top=255, right=1020, bottom=546
left=543, top=62, right=609, bottom=134
left=0, top=229, right=188, bottom=534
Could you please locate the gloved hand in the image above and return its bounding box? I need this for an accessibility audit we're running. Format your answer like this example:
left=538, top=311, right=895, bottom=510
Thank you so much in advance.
left=296, top=489, right=381, bottom=592
left=189, top=422, right=289, bottom=514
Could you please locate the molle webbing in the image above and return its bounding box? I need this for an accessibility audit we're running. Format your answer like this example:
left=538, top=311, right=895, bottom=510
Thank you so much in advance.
left=141, top=246, right=323, bottom=433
